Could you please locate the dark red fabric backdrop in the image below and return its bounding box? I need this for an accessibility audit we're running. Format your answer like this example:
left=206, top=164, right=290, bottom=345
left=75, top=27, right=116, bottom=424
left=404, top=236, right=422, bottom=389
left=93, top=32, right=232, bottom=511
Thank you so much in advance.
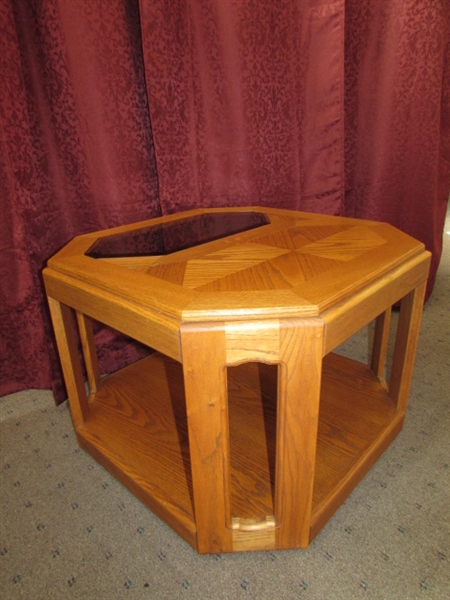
left=139, top=0, right=345, bottom=216
left=345, top=0, right=450, bottom=299
left=1, top=0, right=449, bottom=400
left=0, top=0, right=160, bottom=399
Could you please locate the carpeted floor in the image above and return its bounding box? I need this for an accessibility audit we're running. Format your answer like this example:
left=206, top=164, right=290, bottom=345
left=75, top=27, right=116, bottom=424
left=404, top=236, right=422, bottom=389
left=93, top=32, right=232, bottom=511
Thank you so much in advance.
left=1, top=213, right=449, bottom=600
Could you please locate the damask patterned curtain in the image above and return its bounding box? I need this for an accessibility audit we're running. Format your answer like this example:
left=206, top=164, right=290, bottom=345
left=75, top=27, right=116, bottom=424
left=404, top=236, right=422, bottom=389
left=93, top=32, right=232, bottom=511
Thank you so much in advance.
left=1, top=0, right=448, bottom=400
left=139, top=0, right=345, bottom=216
left=0, top=0, right=160, bottom=399
left=345, top=0, right=449, bottom=300
left=140, top=0, right=448, bottom=296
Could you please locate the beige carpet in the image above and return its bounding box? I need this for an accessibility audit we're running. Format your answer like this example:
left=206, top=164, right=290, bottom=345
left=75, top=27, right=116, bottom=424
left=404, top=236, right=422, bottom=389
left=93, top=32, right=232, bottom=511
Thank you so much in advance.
left=1, top=214, right=449, bottom=600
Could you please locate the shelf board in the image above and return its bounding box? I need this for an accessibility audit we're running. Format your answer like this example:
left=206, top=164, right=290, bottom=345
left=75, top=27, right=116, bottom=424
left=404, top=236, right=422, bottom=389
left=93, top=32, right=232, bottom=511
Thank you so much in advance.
left=76, top=351, right=401, bottom=550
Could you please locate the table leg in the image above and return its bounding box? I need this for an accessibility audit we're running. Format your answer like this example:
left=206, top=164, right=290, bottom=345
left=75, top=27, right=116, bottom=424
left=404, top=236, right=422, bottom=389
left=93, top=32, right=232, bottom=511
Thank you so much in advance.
left=371, top=307, right=392, bottom=387
left=181, top=324, right=233, bottom=554
left=274, top=319, right=323, bottom=549
left=389, top=281, right=427, bottom=411
left=47, top=298, right=90, bottom=426
left=76, top=312, right=100, bottom=396
left=181, top=318, right=323, bottom=553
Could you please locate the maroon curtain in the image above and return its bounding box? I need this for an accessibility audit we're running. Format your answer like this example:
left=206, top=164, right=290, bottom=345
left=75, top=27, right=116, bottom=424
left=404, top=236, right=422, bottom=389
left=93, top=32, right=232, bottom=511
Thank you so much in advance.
left=1, top=0, right=448, bottom=400
left=140, top=0, right=448, bottom=297
left=345, top=0, right=450, bottom=299
left=139, top=0, right=346, bottom=216
left=0, top=0, right=160, bottom=399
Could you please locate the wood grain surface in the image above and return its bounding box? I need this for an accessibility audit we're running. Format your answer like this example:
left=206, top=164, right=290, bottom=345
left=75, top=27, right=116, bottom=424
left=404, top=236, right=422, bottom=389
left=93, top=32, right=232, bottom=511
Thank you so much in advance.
left=43, top=207, right=431, bottom=553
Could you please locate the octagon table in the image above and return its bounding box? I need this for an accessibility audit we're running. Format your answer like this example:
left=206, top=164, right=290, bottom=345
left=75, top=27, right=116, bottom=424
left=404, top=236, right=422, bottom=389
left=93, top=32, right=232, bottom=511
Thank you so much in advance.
left=43, top=207, right=430, bottom=554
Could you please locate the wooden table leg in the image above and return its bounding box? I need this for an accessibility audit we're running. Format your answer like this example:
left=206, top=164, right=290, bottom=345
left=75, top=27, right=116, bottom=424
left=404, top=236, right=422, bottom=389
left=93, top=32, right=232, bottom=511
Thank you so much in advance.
left=389, top=281, right=427, bottom=411
left=371, top=307, right=392, bottom=387
left=181, top=318, right=324, bottom=553
left=274, top=319, right=324, bottom=549
left=181, top=324, right=233, bottom=554
left=47, top=298, right=90, bottom=427
left=76, top=312, right=100, bottom=397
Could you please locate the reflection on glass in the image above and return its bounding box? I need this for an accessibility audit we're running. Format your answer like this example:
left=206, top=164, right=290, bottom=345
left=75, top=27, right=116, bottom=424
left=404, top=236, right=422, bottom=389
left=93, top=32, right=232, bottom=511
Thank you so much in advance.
left=86, top=211, right=270, bottom=258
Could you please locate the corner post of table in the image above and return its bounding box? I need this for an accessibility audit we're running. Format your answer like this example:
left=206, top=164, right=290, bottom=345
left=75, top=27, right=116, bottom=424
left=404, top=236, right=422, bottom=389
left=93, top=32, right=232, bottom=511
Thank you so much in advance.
left=275, top=318, right=324, bottom=549
left=180, top=323, right=233, bottom=554
left=388, top=280, right=428, bottom=411
left=76, top=311, right=101, bottom=395
left=47, top=295, right=90, bottom=427
left=371, top=307, right=392, bottom=385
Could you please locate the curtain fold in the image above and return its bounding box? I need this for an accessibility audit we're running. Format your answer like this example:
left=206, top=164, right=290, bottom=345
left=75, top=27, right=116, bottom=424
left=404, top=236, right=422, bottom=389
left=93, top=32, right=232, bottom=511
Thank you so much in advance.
left=139, top=0, right=345, bottom=215
left=1, top=0, right=448, bottom=400
left=345, top=0, right=450, bottom=299
left=0, top=0, right=160, bottom=400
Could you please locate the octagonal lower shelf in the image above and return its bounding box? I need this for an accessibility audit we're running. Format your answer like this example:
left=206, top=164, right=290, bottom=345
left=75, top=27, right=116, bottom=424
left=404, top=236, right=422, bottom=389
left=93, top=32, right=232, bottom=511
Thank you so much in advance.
left=75, top=350, right=401, bottom=552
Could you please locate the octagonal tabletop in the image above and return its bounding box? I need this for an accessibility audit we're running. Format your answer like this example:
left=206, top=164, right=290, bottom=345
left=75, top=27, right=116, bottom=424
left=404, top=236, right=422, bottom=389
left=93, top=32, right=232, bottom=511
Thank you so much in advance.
left=47, top=207, right=425, bottom=326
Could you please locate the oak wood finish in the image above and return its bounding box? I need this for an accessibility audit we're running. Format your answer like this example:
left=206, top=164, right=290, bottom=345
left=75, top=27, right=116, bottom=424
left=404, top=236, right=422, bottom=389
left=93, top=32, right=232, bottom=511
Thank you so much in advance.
left=43, top=207, right=431, bottom=553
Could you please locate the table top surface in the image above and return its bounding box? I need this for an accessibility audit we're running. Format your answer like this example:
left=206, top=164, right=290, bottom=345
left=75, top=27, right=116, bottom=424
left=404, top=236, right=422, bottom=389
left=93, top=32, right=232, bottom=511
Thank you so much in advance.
left=46, top=207, right=427, bottom=322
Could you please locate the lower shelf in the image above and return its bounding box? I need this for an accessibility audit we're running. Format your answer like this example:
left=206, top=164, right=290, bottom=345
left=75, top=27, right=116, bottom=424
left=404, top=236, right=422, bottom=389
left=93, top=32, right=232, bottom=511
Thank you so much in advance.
left=76, top=351, right=403, bottom=552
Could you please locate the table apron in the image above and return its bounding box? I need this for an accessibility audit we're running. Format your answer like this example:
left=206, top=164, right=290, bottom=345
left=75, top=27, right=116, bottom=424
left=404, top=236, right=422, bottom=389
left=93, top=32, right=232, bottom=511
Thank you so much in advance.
left=322, top=252, right=430, bottom=354
left=43, top=269, right=182, bottom=362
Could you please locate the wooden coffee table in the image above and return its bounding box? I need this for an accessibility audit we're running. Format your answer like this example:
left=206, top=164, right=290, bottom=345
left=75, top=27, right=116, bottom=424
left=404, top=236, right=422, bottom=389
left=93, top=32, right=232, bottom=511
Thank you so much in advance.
left=43, top=207, right=430, bottom=554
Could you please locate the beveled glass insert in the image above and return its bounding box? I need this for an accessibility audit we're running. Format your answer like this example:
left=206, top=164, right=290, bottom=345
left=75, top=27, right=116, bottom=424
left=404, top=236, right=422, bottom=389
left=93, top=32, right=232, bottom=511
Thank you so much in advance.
left=86, top=211, right=270, bottom=258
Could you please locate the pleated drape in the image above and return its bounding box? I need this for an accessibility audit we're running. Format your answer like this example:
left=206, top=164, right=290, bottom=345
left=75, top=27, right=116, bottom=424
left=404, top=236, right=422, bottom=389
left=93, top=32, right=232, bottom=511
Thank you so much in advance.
left=1, top=0, right=448, bottom=400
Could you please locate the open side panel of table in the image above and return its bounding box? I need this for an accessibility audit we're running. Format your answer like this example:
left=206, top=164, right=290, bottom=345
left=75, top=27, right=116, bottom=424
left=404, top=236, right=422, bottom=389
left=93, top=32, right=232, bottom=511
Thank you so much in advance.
left=72, top=348, right=402, bottom=553
left=44, top=245, right=430, bottom=554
